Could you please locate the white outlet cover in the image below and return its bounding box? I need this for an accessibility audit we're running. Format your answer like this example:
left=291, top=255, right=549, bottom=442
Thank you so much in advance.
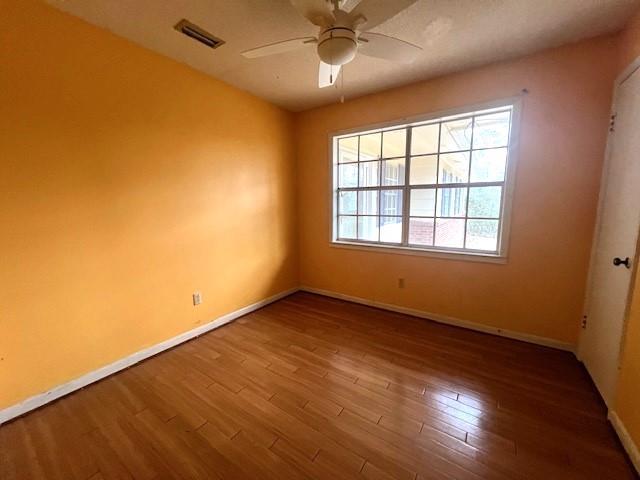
left=193, top=291, right=202, bottom=305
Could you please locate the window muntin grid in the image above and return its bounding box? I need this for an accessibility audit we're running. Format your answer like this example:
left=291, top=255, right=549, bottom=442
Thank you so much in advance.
left=333, top=105, right=514, bottom=255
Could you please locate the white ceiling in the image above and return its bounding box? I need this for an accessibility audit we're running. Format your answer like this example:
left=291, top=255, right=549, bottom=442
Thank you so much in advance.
left=47, top=0, right=639, bottom=112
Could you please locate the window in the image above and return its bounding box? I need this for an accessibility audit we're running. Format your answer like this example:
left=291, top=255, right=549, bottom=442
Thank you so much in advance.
left=332, top=101, right=519, bottom=258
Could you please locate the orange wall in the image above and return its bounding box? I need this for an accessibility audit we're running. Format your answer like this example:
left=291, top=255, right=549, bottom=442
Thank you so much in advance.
left=614, top=8, right=640, bottom=456
left=2, top=0, right=636, bottom=426
left=295, top=36, right=619, bottom=345
left=0, top=0, right=297, bottom=409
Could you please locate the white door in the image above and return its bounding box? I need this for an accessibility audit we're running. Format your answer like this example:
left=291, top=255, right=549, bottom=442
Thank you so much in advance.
left=579, top=64, right=640, bottom=406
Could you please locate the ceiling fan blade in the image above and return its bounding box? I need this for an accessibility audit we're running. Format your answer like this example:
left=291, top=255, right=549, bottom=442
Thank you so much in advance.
left=349, top=0, right=418, bottom=30
left=241, top=37, right=316, bottom=59
left=319, top=61, right=342, bottom=88
left=290, top=0, right=335, bottom=26
left=358, top=32, right=422, bottom=63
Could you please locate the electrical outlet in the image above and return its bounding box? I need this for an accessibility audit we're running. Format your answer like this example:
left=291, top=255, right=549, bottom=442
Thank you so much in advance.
left=192, top=291, right=202, bottom=306
left=398, top=278, right=405, bottom=288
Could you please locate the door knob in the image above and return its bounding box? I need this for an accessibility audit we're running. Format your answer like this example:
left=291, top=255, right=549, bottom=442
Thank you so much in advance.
left=613, top=257, right=631, bottom=268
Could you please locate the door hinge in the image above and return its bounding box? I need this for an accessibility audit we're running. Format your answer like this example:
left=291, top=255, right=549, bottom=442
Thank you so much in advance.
left=581, top=316, right=588, bottom=329
left=609, top=114, right=617, bottom=132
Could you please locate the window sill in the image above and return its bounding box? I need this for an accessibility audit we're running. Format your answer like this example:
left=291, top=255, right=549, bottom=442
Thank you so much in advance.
left=330, top=241, right=508, bottom=264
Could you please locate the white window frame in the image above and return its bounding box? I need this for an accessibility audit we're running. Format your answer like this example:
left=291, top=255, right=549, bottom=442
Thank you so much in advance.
left=329, top=97, right=522, bottom=263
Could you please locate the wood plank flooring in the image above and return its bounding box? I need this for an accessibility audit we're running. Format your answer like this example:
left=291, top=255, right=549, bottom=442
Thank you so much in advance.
left=1, top=292, right=637, bottom=479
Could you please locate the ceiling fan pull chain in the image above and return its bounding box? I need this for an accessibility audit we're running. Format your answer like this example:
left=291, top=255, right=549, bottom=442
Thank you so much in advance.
left=330, top=29, right=334, bottom=85
left=340, top=65, right=345, bottom=103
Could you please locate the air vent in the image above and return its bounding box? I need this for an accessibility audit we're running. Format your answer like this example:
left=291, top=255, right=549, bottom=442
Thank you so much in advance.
left=174, top=19, right=224, bottom=50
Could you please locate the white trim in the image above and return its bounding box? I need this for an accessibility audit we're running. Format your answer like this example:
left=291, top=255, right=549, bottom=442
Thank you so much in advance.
left=328, top=96, right=524, bottom=262
left=0, top=287, right=298, bottom=425
left=617, top=56, right=640, bottom=86
left=609, top=410, right=640, bottom=474
left=0, top=284, right=579, bottom=425
left=330, top=240, right=508, bottom=264
left=300, top=286, right=574, bottom=352
left=329, top=96, right=525, bottom=138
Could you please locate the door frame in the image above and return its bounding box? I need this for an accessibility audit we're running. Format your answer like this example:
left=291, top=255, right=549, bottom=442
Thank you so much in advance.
left=578, top=55, right=640, bottom=402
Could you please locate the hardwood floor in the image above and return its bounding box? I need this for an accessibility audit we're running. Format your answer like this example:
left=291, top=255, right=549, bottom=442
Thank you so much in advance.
left=1, top=292, right=637, bottom=479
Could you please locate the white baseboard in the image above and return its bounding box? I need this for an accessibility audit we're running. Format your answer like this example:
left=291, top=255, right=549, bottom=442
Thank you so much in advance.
left=0, top=285, right=577, bottom=425
left=0, top=287, right=298, bottom=425
left=609, top=410, right=640, bottom=474
left=300, top=286, right=575, bottom=352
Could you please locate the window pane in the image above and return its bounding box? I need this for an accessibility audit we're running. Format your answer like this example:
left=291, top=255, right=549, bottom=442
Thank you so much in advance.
left=410, top=189, right=436, bottom=216
left=440, top=118, right=472, bottom=152
left=358, top=190, right=378, bottom=215
left=409, top=218, right=434, bottom=245
left=360, top=162, right=380, bottom=187
left=473, top=111, right=511, bottom=149
left=382, top=129, right=406, bottom=158
left=438, top=152, right=469, bottom=183
left=381, top=189, right=403, bottom=216
left=437, top=188, right=467, bottom=217
left=359, top=133, right=381, bottom=160
left=409, top=155, right=437, bottom=185
left=338, top=136, right=358, bottom=163
left=338, top=163, right=358, bottom=188
left=435, top=219, right=465, bottom=248
left=470, top=148, right=507, bottom=183
left=466, top=219, right=499, bottom=251
left=333, top=105, right=514, bottom=253
left=382, top=158, right=405, bottom=186
left=411, top=124, right=439, bottom=155
left=338, top=216, right=356, bottom=239
left=380, top=217, right=402, bottom=243
left=359, top=161, right=379, bottom=187
left=358, top=216, right=379, bottom=241
left=338, top=191, right=357, bottom=214
left=468, top=186, right=502, bottom=218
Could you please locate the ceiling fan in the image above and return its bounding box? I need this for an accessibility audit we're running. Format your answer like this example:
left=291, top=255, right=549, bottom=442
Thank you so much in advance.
left=241, top=0, right=422, bottom=88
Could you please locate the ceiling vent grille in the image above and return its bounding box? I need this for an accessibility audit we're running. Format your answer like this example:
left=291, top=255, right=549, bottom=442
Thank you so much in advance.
left=174, top=19, right=224, bottom=50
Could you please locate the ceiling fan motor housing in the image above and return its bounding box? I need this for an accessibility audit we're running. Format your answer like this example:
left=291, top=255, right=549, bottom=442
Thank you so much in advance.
left=317, top=27, right=357, bottom=66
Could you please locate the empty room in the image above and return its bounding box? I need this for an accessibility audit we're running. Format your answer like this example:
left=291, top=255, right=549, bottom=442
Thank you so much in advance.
left=3, top=0, right=640, bottom=478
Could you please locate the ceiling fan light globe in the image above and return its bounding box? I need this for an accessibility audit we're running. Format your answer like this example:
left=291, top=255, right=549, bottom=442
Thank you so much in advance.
left=317, top=28, right=357, bottom=66
left=317, top=38, right=357, bottom=65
